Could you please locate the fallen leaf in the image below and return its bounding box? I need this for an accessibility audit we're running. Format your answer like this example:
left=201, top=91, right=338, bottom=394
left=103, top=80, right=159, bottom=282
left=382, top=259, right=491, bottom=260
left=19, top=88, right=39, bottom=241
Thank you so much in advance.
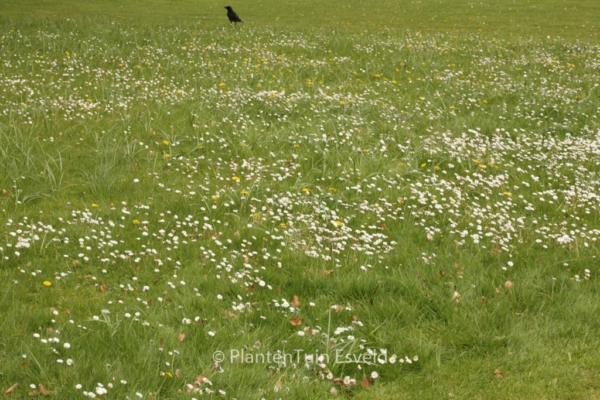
left=4, top=383, right=18, bottom=395
left=291, top=295, right=300, bottom=308
left=504, top=280, right=513, bottom=289
left=332, top=378, right=347, bottom=387
left=492, top=244, right=502, bottom=254
left=494, top=369, right=504, bottom=379
left=289, top=317, right=302, bottom=326
left=175, top=369, right=181, bottom=379
left=178, top=331, right=186, bottom=343
left=39, top=384, right=54, bottom=395
left=274, top=379, right=282, bottom=392
left=28, top=390, right=39, bottom=396
left=361, top=377, right=373, bottom=387
left=426, top=232, right=434, bottom=241
left=100, top=284, right=108, bottom=293
left=323, top=270, right=333, bottom=276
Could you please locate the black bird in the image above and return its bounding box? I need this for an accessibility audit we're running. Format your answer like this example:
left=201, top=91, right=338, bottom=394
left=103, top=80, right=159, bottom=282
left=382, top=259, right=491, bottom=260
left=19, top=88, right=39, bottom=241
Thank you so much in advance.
left=225, top=6, right=243, bottom=25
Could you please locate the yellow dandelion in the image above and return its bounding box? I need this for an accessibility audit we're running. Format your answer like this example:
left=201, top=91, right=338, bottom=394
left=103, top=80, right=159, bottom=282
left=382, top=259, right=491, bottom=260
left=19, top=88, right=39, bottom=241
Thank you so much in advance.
left=335, top=220, right=343, bottom=227
left=252, top=212, right=261, bottom=220
left=240, top=189, right=249, bottom=195
left=503, top=191, right=511, bottom=196
left=232, top=176, right=241, bottom=182
left=163, top=154, right=170, bottom=159
left=43, top=281, right=52, bottom=287
left=91, top=203, right=99, bottom=208
left=133, top=219, right=140, bottom=225
left=218, top=82, right=226, bottom=87
left=302, top=188, right=310, bottom=193
left=163, top=140, right=169, bottom=145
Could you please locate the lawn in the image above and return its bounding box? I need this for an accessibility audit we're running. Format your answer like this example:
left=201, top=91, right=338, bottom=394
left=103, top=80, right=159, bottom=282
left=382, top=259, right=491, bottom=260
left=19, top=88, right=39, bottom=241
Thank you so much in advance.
left=1, top=1, right=600, bottom=398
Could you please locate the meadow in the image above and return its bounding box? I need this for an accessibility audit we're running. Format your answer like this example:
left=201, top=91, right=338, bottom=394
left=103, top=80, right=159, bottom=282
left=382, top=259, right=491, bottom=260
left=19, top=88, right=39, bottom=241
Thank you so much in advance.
left=1, top=0, right=600, bottom=398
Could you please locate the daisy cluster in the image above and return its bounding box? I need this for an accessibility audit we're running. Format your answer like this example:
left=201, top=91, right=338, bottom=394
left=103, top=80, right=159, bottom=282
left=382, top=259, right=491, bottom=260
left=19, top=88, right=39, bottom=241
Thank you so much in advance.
left=0, top=20, right=599, bottom=397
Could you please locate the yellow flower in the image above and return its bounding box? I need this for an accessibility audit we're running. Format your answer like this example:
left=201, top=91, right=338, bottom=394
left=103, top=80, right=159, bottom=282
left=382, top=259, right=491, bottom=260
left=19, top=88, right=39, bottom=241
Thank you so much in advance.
left=503, top=191, right=511, bottom=196
left=218, top=82, right=226, bottom=87
left=133, top=219, right=140, bottom=225
left=302, top=188, right=310, bottom=193
left=91, top=203, right=99, bottom=208
left=163, top=140, right=169, bottom=145
left=43, top=281, right=52, bottom=287
left=163, top=154, right=170, bottom=159
left=328, top=187, right=337, bottom=192
left=335, top=220, right=343, bottom=227
left=232, top=176, right=241, bottom=182
left=240, top=189, right=249, bottom=195
left=252, top=212, right=261, bottom=220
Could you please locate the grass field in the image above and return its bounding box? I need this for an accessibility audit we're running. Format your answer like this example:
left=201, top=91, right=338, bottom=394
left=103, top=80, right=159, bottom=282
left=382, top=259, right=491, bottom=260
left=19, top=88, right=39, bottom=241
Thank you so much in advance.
left=1, top=1, right=600, bottom=398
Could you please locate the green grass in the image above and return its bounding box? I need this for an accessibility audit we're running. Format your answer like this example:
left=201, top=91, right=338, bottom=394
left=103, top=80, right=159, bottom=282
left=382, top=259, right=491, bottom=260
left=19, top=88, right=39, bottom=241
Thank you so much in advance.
left=1, top=0, right=600, bottom=398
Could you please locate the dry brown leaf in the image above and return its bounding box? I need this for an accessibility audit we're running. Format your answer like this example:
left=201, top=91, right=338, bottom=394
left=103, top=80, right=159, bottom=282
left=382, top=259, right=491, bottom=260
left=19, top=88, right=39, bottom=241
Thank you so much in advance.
left=361, top=377, right=373, bottom=387
left=492, top=245, right=502, bottom=254
left=178, top=331, right=186, bottom=343
left=175, top=369, right=181, bottom=379
left=332, top=378, right=347, bottom=387
left=494, top=369, right=504, bottom=379
left=426, top=232, right=434, bottom=241
left=274, top=379, right=282, bottom=391
left=323, top=270, right=333, bottom=276
left=4, top=383, right=18, bottom=395
left=39, top=384, right=54, bottom=395
left=100, top=284, right=108, bottom=293
left=504, top=281, right=513, bottom=289
left=291, top=295, right=300, bottom=308
left=196, top=374, right=206, bottom=385
left=28, top=390, right=39, bottom=396
left=1, top=189, right=7, bottom=196
left=289, top=317, right=302, bottom=326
